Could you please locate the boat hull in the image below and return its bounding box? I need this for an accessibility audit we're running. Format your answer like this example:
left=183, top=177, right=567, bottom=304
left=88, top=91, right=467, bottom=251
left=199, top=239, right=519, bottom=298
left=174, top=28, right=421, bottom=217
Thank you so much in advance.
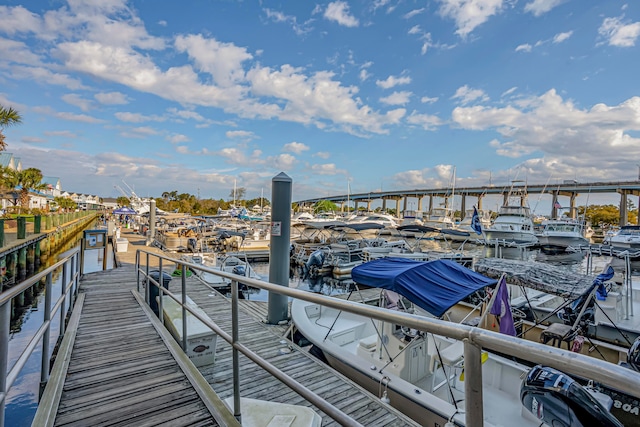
left=483, top=229, right=538, bottom=244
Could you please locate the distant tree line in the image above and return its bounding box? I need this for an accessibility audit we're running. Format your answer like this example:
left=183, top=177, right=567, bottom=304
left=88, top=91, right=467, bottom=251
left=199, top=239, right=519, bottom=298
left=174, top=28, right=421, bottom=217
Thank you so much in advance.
left=153, top=187, right=270, bottom=215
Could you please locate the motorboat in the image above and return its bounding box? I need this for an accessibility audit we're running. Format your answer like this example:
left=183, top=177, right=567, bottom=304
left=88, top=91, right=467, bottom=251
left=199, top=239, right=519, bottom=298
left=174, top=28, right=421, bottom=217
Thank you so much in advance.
left=605, top=225, right=640, bottom=251
left=536, top=218, right=590, bottom=252
left=291, top=257, right=626, bottom=426
left=483, top=204, right=537, bottom=245
left=181, top=252, right=261, bottom=289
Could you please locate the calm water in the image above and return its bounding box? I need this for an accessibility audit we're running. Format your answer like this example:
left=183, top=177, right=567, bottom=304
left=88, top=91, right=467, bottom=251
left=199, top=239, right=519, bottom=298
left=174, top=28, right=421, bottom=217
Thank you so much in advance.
left=5, top=242, right=114, bottom=427
left=3, top=237, right=620, bottom=425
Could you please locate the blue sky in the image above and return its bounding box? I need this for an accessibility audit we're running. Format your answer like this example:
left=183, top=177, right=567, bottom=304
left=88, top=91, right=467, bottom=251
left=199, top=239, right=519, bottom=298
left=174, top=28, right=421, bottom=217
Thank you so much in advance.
left=0, top=0, right=639, bottom=211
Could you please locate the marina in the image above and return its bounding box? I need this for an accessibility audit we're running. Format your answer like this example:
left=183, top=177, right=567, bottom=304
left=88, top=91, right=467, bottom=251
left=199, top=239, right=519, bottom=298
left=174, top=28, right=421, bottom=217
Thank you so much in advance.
left=3, top=203, right=640, bottom=427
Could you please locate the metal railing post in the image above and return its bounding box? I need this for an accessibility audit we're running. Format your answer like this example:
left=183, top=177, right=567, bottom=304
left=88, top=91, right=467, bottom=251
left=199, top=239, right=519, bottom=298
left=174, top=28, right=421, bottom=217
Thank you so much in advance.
left=40, top=272, right=53, bottom=392
left=231, top=279, right=241, bottom=423
left=136, top=250, right=140, bottom=292
left=60, top=263, right=68, bottom=337
left=181, top=264, right=187, bottom=351
left=144, top=253, right=150, bottom=306
left=464, top=337, right=483, bottom=427
left=0, top=300, right=10, bottom=427
left=158, top=258, right=164, bottom=324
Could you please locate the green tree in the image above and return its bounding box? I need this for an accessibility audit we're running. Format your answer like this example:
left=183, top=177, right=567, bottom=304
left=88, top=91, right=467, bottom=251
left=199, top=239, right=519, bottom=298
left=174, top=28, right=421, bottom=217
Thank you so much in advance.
left=1, top=168, right=47, bottom=212
left=54, top=196, right=77, bottom=212
left=313, top=200, right=338, bottom=213
left=116, top=196, right=130, bottom=206
left=0, top=106, right=22, bottom=151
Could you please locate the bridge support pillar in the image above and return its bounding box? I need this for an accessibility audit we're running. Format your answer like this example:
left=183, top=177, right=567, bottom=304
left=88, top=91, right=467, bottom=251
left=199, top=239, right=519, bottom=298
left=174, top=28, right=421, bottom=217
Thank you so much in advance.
left=417, top=197, right=423, bottom=212
left=570, top=193, right=577, bottom=219
left=620, top=191, right=628, bottom=226
left=395, top=199, right=401, bottom=218
left=477, top=195, right=483, bottom=210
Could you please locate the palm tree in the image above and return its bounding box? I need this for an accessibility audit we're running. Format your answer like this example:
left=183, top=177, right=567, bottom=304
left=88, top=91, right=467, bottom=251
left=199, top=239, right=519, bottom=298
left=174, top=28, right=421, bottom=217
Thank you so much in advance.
left=0, top=106, right=22, bottom=151
left=2, top=168, right=47, bottom=212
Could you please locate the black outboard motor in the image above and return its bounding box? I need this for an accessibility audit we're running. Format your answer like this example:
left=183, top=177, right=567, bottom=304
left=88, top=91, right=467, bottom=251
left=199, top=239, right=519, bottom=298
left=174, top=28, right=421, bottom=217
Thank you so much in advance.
left=521, top=365, right=623, bottom=427
left=628, top=336, right=640, bottom=372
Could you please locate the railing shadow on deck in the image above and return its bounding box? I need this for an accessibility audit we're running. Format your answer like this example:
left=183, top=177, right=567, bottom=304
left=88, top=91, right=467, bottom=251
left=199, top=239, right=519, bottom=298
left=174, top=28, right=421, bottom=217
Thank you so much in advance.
left=135, top=248, right=640, bottom=427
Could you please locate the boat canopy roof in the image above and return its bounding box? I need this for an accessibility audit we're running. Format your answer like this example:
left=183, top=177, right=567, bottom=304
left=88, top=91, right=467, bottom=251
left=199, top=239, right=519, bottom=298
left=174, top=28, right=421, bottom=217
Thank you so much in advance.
left=351, top=257, right=497, bottom=317
left=474, top=258, right=596, bottom=300
left=330, top=222, right=386, bottom=231
left=396, top=224, right=441, bottom=233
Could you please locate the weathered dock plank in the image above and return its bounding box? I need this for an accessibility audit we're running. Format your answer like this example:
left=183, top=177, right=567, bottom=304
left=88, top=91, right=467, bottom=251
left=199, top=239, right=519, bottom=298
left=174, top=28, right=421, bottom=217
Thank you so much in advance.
left=36, top=264, right=238, bottom=427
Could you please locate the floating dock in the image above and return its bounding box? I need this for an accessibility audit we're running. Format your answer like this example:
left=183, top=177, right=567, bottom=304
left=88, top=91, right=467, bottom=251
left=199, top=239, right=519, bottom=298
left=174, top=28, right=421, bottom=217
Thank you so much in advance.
left=32, top=228, right=419, bottom=426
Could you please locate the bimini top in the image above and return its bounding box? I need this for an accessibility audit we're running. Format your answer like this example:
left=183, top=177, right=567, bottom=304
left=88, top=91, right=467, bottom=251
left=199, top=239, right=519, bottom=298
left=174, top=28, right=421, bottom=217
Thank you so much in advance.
left=351, top=257, right=497, bottom=317
left=475, top=257, right=600, bottom=300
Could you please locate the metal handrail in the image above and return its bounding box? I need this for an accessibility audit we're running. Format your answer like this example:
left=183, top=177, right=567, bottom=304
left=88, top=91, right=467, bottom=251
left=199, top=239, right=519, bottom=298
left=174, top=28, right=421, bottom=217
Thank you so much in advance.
left=0, top=248, right=81, bottom=427
left=136, top=248, right=640, bottom=427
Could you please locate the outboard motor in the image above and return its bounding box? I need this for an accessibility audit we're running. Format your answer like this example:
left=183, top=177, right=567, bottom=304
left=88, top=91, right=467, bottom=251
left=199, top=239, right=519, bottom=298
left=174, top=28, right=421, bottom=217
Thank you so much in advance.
left=232, top=265, right=246, bottom=276
left=303, top=249, right=325, bottom=280
left=628, top=336, right=640, bottom=372
left=521, top=365, right=623, bottom=427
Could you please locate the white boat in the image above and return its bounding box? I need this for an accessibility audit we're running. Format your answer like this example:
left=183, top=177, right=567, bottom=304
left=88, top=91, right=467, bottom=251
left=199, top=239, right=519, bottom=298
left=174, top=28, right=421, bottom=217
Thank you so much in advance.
left=605, top=225, right=640, bottom=250
left=423, top=207, right=456, bottom=231
left=292, top=257, right=625, bottom=426
left=536, top=218, right=590, bottom=252
left=182, top=252, right=261, bottom=288
left=483, top=204, right=537, bottom=245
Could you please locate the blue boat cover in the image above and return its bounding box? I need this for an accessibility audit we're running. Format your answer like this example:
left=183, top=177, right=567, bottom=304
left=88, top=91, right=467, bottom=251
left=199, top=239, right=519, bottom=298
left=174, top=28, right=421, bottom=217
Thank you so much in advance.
left=351, top=257, right=497, bottom=317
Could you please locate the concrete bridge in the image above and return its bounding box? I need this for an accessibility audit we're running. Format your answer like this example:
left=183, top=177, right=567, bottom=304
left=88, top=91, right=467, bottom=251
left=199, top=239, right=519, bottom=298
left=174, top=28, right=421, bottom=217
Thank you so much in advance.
left=296, top=180, right=640, bottom=225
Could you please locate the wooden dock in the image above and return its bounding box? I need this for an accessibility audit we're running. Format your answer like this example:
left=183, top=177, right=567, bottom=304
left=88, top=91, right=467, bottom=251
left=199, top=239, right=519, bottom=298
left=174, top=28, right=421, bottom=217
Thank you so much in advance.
left=33, top=227, right=420, bottom=426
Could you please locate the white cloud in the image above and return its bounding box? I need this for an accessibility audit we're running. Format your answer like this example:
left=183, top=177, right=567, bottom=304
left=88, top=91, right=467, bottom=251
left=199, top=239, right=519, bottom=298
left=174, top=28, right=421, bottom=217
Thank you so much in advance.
left=515, top=43, right=532, bottom=52
left=404, top=9, right=425, bottom=19
left=451, top=85, right=489, bottom=105
left=406, top=111, right=443, bottom=131
left=421, top=96, right=439, bottom=104
left=283, top=142, right=309, bottom=154
left=324, top=2, right=359, bottom=27
left=115, top=112, right=164, bottom=123
left=598, top=16, right=640, bottom=47
left=451, top=90, right=640, bottom=163
left=175, top=34, right=253, bottom=88
left=310, top=163, right=345, bottom=175
left=32, top=106, right=106, bottom=123
left=94, top=91, right=128, bottom=105
left=0, top=5, right=42, bottom=35
left=167, top=134, right=190, bottom=144
left=553, top=31, right=573, bottom=43
left=226, top=130, right=256, bottom=141
left=376, top=75, right=411, bottom=89
left=44, top=130, right=78, bottom=138
left=524, top=0, right=566, bottom=17
left=263, top=8, right=313, bottom=35
left=62, top=93, right=93, bottom=111
left=314, top=151, right=331, bottom=159
left=380, top=91, right=412, bottom=105
left=438, top=0, right=505, bottom=38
